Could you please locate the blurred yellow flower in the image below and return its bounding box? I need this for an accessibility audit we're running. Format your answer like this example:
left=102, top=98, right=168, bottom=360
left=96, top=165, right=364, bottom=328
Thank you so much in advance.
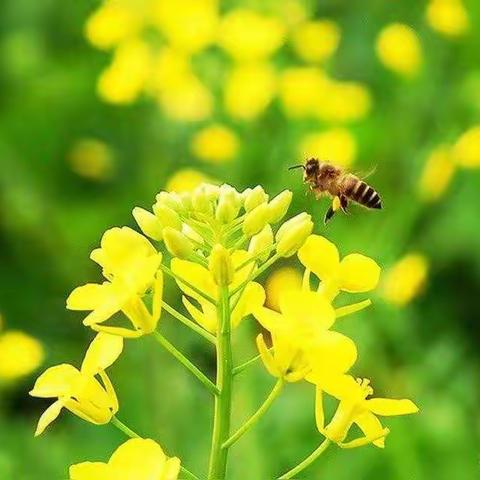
left=224, top=63, right=277, bottom=120
left=30, top=333, right=123, bottom=436
left=299, top=128, right=357, bottom=168
left=298, top=235, right=380, bottom=301
left=165, top=169, right=214, bottom=193
left=418, top=145, right=456, bottom=202
left=279, top=67, right=327, bottom=117
left=274, top=0, right=309, bottom=30
left=291, top=20, right=341, bottom=63
left=67, top=227, right=163, bottom=338
left=218, top=9, right=286, bottom=62
left=85, top=1, right=143, bottom=50
left=315, top=376, right=418, bottom=448
left=68, top=139, right=115, bottom=181
left=97, top=40, right=152, bottom=104
left=191, top=124, right=239, bottom=164
left=69, top=438, right=181, bottom=480
left=426, top=0, right=469, bottom=37
left=382, top=253, right=429, bottom=306
left=0, top=330, right=44, bottom=381
left=376, top=23, right=422, bottom=77
left=172, top=250, right=265, bottom=333
left=265, top=267, right=302, bottom=312
left=152, top=0, right=218, bottom=54
left=452, top=125, right=480, bottom=168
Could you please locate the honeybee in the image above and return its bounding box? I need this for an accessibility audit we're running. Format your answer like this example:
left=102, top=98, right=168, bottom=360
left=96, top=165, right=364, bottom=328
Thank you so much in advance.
left=290, top=158, right=382, bottom=223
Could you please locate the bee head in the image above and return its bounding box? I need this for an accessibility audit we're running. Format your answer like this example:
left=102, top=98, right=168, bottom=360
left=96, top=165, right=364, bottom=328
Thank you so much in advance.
left=304, top=158, right=319, bottom=182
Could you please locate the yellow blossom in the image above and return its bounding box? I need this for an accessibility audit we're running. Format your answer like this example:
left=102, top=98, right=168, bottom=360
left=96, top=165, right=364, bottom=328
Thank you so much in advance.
left=68, top=139, right=115, bottom=181
left=165, top=169, right=215, bottom=193
left=426, top=0, right=469, bottom=37
left=452, top=125, right=480, bottom=168
left=298, top=235, right=380, bottom=304
left=30, top=333, right=123, bottom=436
left=265, top=267, right=302, bottom=311
left=376, top=23, right=422, bottom=77
left=218, top=9, right=286, bottom=62
left=224, top=63, right=277, bottom=120
left=291, top=20, right=341, bottom=63
left=382, top=253, right=429, bottom=306
left=152, top=0, right=218, bottom=54
left=171, top=251, right=265, bottom=334
left=85, top=2, right=143, bottom=50
left=314, top=376, right=418, bottom=448
left=67, top=227, right=163, bottom=338
left=418, top=145, right=456, bottom=202
left=299, top=128, right=357, bottom=168
left=191, top=124, right=239, bottom=164
left=0, top=330, right=44, bottom=381
left=97, top=40, right=152, bottom=104
left=69, top=438, right=181, bottom=480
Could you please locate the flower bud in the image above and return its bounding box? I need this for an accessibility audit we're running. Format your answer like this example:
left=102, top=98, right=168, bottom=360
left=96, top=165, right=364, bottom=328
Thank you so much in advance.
left=156, top=191, right=184, bottom=212
left=248, top=225, right=273, bottom=262
left=132, top=207, right=163, bottom=241
left=153, top=203, right=182, bottom=231
left=276, top=213, right=313, bottom=257
left=216, top=187, right=240, bottom=224
left=209, top=244, right=234, bottom=286
left=268, top=190, right=293, bottom=224
left=192, top=186, right=214, bottom=216
left=244, top=186, right=269, bottom=212
left=163, top=227, right=194, bottom=259
left=243, top=203, right=270, bottom=236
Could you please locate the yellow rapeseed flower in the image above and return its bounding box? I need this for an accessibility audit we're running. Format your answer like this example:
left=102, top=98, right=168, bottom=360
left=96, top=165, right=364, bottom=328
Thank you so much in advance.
left=67, top=227, right=163, bottom=338
left=224, top=63, right=277, bottom=120
left=426, top=0, right=469, bottom=37
left=452, top=125, right=480, bottom=168
left=97, top=39, right=152, bottom=104
left=418, top=145, right=456, bottom=202
left=376, top=23, right=422, bottom=77
left=152, top=0, right=218, bottom=54
left=165, top=169, right=215, bottom=193
left=218, top=9, right=286, bottom=62
left=69, top=438, right=181, bottom=480
left=314, top=376, right=418, bottom=448
left=85, top=1, right=143, bottom=50
left=382, top=253, right=429, bottom=306
left=0, top=330, right=44, bottom=381
left=265, top=267, right=302, bottom=311
left=30, top=333, right=123, bottom=436
left=291, top=20, right=341, bottom=63
left=68, top=139, right=115, bottom=181
left=191, top=124, right=239, bottom=164
left=299, top=128, right=357, bottom=168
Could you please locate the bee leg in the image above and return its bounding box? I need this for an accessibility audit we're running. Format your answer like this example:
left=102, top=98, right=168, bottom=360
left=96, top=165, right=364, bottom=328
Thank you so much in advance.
left=324, top=206, right=336, bottom=224
left=340, top=195, right=349, bottom=214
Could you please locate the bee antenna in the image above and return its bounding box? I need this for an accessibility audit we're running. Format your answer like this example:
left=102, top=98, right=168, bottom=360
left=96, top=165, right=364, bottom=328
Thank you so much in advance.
left=288, top=164, right=304, bottom=171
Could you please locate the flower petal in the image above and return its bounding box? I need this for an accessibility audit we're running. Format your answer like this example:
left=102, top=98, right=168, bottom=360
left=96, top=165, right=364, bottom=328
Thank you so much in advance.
left=67, top=283, right=116, bottom=311
left=163, top=457, right=181, bottom=480
left=91, top=324, right=144, bottom=338
left=315, top=385, right=325, bottom=432
left=171, top=258, right=217, bottom=300
left=109, top=438, right=167, bottom=480
left=231, top=282, right=265, bottom=328
left=298, top=235, right=340, bottom=282
left=335, top=299, right=372, bottom=319
left=34, top=400, right=64, bottom=436
left=252, top=306, right=283, bottom=333
left=256, top=334, right=280, bottom=377
left=69, top=462, right=114, bottom=480
left=338, top=254, right=380, bottom=293
left=30, top=364, right=80, bottom=398
left=354, top=411, right=387, bottom=448
left=81, top=333, right=123, bottom=376
left=366, top=398, right=419, bottom=416
left=182, top=297, right=217, bottom=333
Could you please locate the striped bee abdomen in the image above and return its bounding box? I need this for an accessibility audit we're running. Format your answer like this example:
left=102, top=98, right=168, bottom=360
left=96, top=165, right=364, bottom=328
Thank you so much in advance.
left=344, top=178, right=382, bottom=209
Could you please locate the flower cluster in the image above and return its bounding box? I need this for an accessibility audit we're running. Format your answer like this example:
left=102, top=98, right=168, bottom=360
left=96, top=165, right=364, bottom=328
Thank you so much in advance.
left=31, top=184, right=418, bottom=479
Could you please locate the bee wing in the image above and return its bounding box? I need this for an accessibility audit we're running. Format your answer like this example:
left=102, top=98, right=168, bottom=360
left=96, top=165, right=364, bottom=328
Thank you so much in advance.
left=351, top=165, right=377, bottom=181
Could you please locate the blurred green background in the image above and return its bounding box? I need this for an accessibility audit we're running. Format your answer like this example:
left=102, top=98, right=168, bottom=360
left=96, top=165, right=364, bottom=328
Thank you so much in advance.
left=1, top=0, right=480, bottom=479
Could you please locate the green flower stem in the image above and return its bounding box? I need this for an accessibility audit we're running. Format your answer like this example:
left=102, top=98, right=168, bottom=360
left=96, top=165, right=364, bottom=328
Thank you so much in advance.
left=111, top=415, right=140, bottom=438
left=230, top=234, right=248, bottom=251
left=232, top=353, right=262, bottom=376
left=234, top=245, right=276, bottom=272
left=162, top=301, right=216, bottom=345
left=159, top=264, right=217, bottom=305
left=222, top=379, right=284, bottom=449
left=207, top=286, right=233, bottom=480
left=278, top=438, right=331, bottom=480
left=153, top=331, right=219, bottom=396
left=111, top=416, right=199, bottom=480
